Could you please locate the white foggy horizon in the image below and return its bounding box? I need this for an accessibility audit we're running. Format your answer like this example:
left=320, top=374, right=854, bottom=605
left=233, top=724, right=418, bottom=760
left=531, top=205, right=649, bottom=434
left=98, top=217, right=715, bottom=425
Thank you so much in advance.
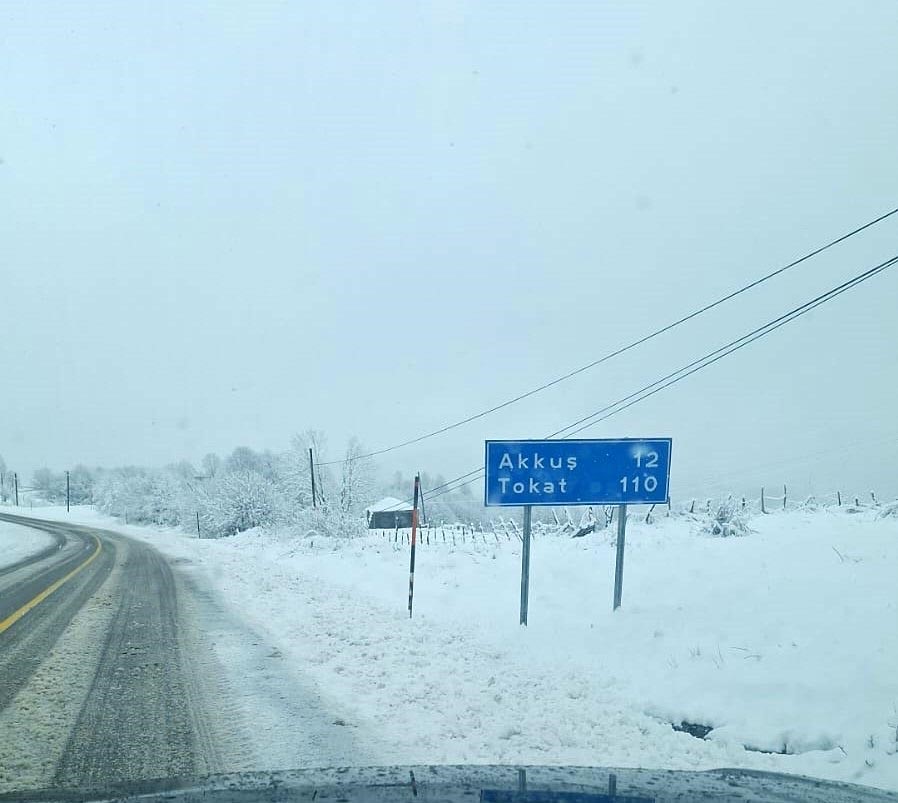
left=3, top=1, right=897, bottom=502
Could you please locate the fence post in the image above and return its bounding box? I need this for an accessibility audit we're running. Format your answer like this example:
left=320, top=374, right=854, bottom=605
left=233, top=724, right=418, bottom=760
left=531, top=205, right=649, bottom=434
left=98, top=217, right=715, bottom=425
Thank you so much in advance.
left=783, top=484, right=787, bottom=511
left=761, top=487, right=766, bottom=514
left=871, top=490, right=877, bottom=506
left=837, top=490, right=842, bottom=506
left=196, top=511, right=202, bottom=539
left=689, top=499, right=695, bottom=514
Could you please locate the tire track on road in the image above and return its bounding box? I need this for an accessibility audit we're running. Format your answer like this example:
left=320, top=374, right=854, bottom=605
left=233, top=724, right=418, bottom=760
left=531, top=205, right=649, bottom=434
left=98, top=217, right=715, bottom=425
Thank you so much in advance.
left=53, top=535, right=215, bottom=786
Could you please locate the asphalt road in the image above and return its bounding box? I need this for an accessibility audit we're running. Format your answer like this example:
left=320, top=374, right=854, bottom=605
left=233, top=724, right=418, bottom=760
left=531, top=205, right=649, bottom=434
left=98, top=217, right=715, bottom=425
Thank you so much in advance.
left=0, top=513, right=226, bottom=791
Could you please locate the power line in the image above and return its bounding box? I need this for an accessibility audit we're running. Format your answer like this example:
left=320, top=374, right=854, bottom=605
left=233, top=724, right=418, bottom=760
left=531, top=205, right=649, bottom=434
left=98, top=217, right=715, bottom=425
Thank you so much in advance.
left=417, top=252, right=898, bottom=504
left=560, top=254, right=898, bottom=438
left=316, top=206, right=898, bottom=468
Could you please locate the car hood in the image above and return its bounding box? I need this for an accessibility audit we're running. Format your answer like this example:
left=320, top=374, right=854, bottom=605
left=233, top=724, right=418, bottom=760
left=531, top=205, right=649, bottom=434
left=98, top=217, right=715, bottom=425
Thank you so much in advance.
left=2, top=765, right=896, bottom=803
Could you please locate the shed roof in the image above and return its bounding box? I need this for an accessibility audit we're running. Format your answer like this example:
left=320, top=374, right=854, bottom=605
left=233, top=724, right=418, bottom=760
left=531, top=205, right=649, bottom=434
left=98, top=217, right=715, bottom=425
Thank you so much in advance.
left=365, top=496, right=414, bottom=513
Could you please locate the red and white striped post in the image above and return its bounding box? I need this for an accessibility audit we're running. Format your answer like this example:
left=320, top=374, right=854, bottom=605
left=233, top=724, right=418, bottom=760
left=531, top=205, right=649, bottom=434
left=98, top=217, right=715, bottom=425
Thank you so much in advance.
left=407, top=473, right=421, bottom=618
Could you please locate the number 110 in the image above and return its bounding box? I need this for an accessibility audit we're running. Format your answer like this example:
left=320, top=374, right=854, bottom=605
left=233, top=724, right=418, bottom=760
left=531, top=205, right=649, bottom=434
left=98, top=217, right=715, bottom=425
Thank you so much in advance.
left=620, top=475, right=658, bottom=493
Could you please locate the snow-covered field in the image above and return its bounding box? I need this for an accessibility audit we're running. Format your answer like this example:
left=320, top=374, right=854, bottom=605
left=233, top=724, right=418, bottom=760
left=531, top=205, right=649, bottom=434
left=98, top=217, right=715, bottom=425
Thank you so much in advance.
left=0, top=521, right=54, bottom=569
left=6, top=503, right=898, bottom=791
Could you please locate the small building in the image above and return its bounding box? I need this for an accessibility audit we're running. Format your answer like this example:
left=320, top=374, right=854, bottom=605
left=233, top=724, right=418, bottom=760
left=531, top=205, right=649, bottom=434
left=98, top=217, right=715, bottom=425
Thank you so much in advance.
left=366, top=496, right=415, bottom=529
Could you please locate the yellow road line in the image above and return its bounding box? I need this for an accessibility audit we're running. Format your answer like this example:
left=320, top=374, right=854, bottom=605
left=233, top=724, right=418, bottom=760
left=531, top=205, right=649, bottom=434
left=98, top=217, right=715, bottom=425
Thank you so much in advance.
left=0, top=534, right=102, bottom=635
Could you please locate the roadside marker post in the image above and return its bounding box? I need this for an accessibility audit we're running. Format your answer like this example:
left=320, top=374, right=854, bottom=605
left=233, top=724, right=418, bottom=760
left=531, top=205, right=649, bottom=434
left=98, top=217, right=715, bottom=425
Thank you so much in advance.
left=484, top=438, right=672, bottom=617
left=407, top=474, right=421, bottom=618
left=66, top=471, right=70, bottom=512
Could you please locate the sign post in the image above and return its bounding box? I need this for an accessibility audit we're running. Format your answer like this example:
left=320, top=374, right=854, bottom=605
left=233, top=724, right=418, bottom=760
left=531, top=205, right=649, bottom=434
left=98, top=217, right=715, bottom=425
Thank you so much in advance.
left=520, top=505, right=532, bottom=625
left=613, top=503, right=627, bottom=610
left=484, top=438, right=671, bottom=616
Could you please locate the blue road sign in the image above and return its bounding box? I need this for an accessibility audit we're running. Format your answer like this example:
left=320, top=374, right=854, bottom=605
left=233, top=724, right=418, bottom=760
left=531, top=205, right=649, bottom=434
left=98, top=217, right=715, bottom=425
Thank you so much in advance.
left=484, top=438, right=672, bottom=507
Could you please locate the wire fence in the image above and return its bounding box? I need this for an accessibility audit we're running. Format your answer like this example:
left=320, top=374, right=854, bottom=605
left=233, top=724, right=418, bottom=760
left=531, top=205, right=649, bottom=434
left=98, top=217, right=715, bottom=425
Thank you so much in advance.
left=359, top=486, right=894, bottom=548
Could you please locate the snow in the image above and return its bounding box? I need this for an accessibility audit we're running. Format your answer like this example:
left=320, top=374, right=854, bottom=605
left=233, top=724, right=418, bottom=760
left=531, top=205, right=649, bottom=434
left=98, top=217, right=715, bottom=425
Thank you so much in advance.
left=0, top=520, right=54, bottom=569
left=7, top=503, right=898, bottom=791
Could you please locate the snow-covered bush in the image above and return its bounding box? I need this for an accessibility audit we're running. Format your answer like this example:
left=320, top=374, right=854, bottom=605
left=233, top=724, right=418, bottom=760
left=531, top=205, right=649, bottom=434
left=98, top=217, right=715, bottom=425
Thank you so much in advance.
left=877, top=500, right=898, bottom=520
left=702, top=495, right=750, bottom=537
left=288, top=506, right=368, bottom=540
left=93, top=467, right=186, bottom=526
left=198, top=469, right=282, bottom=537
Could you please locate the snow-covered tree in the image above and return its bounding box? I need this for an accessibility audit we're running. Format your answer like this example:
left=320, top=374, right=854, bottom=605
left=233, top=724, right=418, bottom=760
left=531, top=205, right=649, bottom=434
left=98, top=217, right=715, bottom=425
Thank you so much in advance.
left=0, top=455, right=8, bottom=503
left=68, top=464, right=95, bottom=505
left=280, top=429, right=333, bottom=511
left=32, top=468, right=64, bottom=503
left=201, top=452, right=221, bottom=479
left=339, top=437, right=374, bottom=515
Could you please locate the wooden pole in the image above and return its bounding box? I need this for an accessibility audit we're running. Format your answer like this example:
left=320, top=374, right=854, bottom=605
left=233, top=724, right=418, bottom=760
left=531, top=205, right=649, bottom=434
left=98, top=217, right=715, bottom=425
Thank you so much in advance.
left=308, top=448, right=317, bottom=508
left=66, top=470, right=71, bottom=512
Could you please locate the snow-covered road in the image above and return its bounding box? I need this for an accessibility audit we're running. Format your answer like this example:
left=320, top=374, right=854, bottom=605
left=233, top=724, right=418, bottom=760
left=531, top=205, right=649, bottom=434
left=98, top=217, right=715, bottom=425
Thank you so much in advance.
left=11, top=504, right=898, bottom=791
left=0, top=520, right=55, bottom=569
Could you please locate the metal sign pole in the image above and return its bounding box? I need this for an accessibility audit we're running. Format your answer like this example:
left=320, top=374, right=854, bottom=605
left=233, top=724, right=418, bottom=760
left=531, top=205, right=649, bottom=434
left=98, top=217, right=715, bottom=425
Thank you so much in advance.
left=613, top=503, right=627, bottom=610
left=520, top=505, right=532, bottom=625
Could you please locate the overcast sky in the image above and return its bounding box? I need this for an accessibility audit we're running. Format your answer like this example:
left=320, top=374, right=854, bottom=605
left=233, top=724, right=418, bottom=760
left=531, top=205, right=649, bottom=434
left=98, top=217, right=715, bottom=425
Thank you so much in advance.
left=3, top=1, right=897, bottom=501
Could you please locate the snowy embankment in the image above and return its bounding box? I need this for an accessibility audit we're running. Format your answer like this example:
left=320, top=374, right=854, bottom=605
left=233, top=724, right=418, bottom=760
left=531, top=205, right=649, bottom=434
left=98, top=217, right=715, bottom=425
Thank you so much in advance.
left=10, top=503, right=898, bottom=790
left=0, top=519, right=55, bottom=569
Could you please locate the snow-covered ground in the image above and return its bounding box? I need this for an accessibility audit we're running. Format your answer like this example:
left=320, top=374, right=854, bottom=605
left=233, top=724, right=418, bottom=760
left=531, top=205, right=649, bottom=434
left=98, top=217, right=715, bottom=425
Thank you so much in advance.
left=0, top=520, right=54, bottom=569
left=6, top=503, right=898, bottom=791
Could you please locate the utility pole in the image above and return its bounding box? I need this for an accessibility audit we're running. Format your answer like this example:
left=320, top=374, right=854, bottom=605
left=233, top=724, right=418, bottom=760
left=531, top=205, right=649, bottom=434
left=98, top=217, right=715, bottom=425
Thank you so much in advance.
left=308, top=448, right=317, bottom=508
left=14, top=473, right=19, bottom=507
left=66, top=470, right=71, bottom=512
